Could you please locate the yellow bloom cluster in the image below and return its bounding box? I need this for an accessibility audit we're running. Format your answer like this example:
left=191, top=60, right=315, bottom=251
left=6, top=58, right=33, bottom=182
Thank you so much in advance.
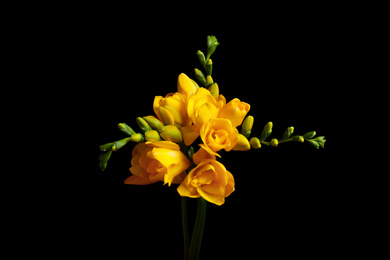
left=125, top=73, right=250, bottom=205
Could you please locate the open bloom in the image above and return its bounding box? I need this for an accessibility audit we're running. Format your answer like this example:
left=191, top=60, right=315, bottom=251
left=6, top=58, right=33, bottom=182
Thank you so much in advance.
left=199, top=118, right=239, bottom=157
left=177, top=159, right=235, bottom=206
left=124, top=141, right=191, bottom=186
left=219, top=98, right=250, bottom=127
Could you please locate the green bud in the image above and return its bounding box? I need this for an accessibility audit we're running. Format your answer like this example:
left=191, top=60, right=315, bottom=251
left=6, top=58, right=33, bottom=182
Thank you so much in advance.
left=209, top=83, right=219, bottom=98
left=118, top=123, right=136, bottom=136
left=206, top=35, right=220, bottom=60
left=249, top=137, right=261, bottom=149
left=130, top=133, right=145, bottom=142
left=313, top=136, right=326, bottom=148
left=197, top=50, right=206, bottom=67
left=99, top=142, right=114, bottom=152
left=241, top=116, right=254, bottom=138
left=233, top=134, right=251, bottom=151
left=303, top=131, right=316, bottom=139
left=307, top=139, right=319, bottom=149
left=294, top=136, right=305, bottom=143
left=194, top=68, right=206, bottom=86
left=271, top=138, right=279, bottom=147
left=143, top=116, right=164, bottom=131
left=99, top=150, right=112, bottom=171
left=206, top=75, right=214, bottom=87
left=281, top=126, right=294, bottom=140
left=160, top=125, right=182, bottom=143
left=112, top=137, right=132, bottom=151
left=136, top=117, right=152, bottom=133
left=145, top=130, right=161, bottom=142
left=206, top=59, right=213, bottom=75
left=260, top=122, right=273, bottom=141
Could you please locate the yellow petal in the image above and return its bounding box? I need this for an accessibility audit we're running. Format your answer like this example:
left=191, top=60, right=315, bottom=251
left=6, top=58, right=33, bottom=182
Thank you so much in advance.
left=181, top=125, right=200, bottom=146
left=177, top=73, right=197, bottom=97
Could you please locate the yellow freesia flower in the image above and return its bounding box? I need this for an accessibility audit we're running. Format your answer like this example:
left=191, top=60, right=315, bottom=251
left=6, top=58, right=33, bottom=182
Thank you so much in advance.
left=124, top=141, right=191, bottom=186
left=177, top=159, right=235, bottom=206
left=199, top=118, right=239, bottom=157
left=219, top=98, right=250, bottom=127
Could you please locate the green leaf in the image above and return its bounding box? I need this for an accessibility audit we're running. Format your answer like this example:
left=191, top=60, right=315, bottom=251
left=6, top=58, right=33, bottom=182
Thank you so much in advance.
left=99, top=150, right=113, bottom=171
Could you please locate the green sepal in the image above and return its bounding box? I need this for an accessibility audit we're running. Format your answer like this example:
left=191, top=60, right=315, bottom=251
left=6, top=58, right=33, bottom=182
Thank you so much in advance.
left=303, top=131, right=316, bottom=139
left=99, top=150, right=113, bottom=171
left=99, top=142, right=113, bottom=152
left=112, top=137, right=132, bottom=151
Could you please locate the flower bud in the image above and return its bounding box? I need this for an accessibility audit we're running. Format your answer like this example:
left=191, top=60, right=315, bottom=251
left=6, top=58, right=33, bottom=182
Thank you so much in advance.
left=197, top=50, right=206, bottom=67
left=281, top=126, right=294, bottom=140
left=164, top=105, right=185, bottom=126
left=145, top=130, right=161, bottom=142
left=159, top=106, right=175, bottom=126
left=206, top=59, right=213, bottom=75
left=241, top=116, right=254, bottom=138
left=130, top=133, right=145, bottom=143
left=206, top=75, right=213, bottom=87
left=112, top=137, right=132, bottom=151
left=249, top=137, right=261, bottom=149
left=294, top=135, right=304, bottom=143
left=206, top=35, right=219, bottom=60
left=194, top=68, right=206, bottom=86
left=160, top=125, right=183, bottom=143
left=136, top=117, right=152, bottom=133
left=260, top=121, right=273, bottom=141
left=208, top=83, right=219, bottom=98
left=232, top=134, right=251, bottom=151
left=99, top=150, right=112, bottom=171
left=303, top=131, right=316, bottom=139
left=271, top=138, right=279, bottom=147
left=143, top=116, right=164, bottom=131
left=118, top=123, right=136, bottom=136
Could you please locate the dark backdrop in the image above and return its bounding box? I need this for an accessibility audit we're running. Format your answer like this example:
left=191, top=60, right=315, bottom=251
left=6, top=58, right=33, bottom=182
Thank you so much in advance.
left=71, top=7, right=345, bottom=259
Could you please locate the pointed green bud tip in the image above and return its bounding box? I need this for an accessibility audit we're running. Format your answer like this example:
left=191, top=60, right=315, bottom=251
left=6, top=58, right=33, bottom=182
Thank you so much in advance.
left=249, top=137, right=261, bottom=149
left=194, top=68, right=206, bottom=86
left=294, top=136, right=305, bottom=143
left=232, top=134, right=251, bottom=151
left=130, top=133, right=145, bottom=143
left=160, top=125, right=182, bottom=143
left=303, top=131, right=316, bottom=139
left=197, top=50, right=206, bottom=67
left=99, top=150, right=112, bottom=171
left=206, top=35, right=220, bottom=60
left=206, top=75, right=214, bottom=87
left=242, top=116, right=254, bottom=138
left=136, top=117, right=152, bottom=133
left=145, top=130, right=161, bottom=142
left=271, top=138, right=279, bottom=147
left=209, top=83, right=219, bottom=98
left=99, top=143, right=114, bottom=152
left=206, top=59, right=213, bottom=75
left=118, top=123, right=136, bottom=136
left=143, top=116, right=164, bottom=131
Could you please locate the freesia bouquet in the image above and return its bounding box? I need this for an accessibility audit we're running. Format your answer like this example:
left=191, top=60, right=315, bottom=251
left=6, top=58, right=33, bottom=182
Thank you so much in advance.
left=98, top=35, right=326, bottom=260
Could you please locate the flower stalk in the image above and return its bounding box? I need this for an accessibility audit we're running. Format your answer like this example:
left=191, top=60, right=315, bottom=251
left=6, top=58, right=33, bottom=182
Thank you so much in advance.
left=188, top=197, right=207, bottom=260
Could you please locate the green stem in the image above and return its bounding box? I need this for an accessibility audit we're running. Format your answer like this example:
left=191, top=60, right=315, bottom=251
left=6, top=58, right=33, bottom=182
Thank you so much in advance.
left=182, top=197, right=189, bottom=260
left=188, top=197, right=207, bottom=260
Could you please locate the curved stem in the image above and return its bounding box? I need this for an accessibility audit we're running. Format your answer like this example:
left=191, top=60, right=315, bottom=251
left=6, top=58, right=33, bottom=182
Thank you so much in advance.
left=188, top=197, right=207, bottom=260
left=182, top=197, right=189, bottom=260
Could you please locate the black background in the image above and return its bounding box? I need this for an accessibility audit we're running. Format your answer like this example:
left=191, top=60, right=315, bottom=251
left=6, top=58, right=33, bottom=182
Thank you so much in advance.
left=64, top=6, right=349, bottom=259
